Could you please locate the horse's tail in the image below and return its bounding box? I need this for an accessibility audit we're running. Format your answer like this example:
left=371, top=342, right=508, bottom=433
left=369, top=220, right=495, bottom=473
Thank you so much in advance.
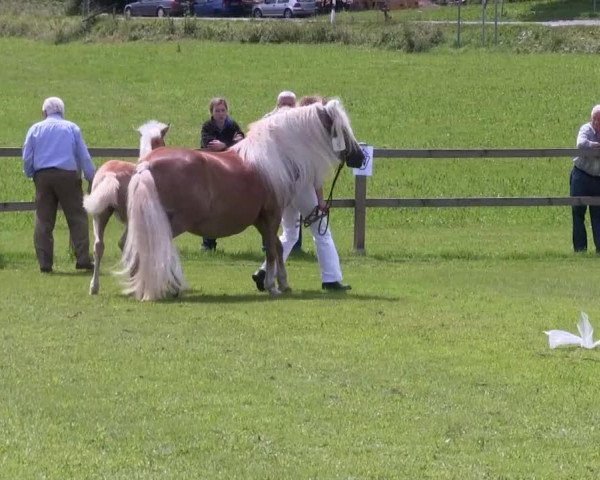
left=120, top=162, right=186, bottom=301
left=83, top=171, right=120, bottom=216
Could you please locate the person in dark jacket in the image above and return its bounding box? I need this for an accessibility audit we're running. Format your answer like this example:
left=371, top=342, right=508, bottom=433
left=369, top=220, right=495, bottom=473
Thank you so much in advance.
left=199, top=97, right=245, bottom=251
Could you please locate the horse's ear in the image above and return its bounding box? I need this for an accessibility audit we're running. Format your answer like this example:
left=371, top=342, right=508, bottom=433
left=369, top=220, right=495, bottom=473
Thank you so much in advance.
left=325, top=98, right=341, bottom=113
left=317, top=105, right=333, bottom=133
left=135, top=125, right=142, bottom=136
left=161, top=123, right=170, bottom=138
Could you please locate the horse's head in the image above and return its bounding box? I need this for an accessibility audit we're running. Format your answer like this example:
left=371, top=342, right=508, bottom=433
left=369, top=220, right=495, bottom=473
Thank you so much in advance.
left=320, top=100, right=365, bottom=169
left=137, top=120, right=170, bottom=160
left=234, top=100, right=364, bottom=207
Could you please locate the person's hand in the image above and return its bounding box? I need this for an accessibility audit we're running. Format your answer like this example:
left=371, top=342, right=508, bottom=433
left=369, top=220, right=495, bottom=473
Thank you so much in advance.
left=318, top=199, right=329, bottom=214
left=207, top=140, right=226, bottom=151
left=233, top=133, right=243, bottom=143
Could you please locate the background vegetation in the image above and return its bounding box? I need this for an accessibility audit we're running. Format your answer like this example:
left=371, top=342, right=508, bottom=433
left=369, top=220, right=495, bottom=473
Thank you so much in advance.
left=0, top=0, right=599, bottom=52
left=2, top=1, right=600, bottom=478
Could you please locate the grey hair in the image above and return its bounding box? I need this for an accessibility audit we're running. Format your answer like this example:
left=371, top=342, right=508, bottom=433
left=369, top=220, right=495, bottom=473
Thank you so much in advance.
left=592, top=105, right=600, bottom=119
left=277, top=91, right=296, bottom=107
left=42, top=97, right=65, bottom=116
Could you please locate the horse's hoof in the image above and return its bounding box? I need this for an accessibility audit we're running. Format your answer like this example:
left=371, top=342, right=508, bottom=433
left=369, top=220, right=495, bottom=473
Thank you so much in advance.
left=268, top=288, right=282, bottom=296
left=252, top=269, right=266, bottom=292
left=89, top=284, right=99, bottom=295
left=280, top=286, right=292, bottom=293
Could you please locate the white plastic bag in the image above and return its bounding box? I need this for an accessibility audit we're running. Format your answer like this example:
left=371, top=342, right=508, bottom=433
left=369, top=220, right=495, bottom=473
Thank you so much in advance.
left=545, top=312, right=600, bottom=349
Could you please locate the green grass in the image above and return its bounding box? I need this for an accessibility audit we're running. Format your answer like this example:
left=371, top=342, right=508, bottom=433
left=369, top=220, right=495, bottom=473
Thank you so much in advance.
left=3, top=222, right=600, bottom=478
left=3, top=39, right=600, bottom=478
left=387, top=0, right=598, bottom=22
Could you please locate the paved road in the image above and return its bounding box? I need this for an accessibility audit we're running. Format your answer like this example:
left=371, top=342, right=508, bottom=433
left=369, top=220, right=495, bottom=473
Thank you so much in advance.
left=540, top=19, right=600, bottom=27
left=427, top=19, right=600, bottom=27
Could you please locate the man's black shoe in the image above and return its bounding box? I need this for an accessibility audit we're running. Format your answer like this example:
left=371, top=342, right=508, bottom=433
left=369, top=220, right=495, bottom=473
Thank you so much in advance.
left=40, top=267, right=53, bottom=274
left=252, top=269, right=266, bottom=292
left=76, top=262, right=94, bottom=271
left=322, top=281, right=351, bottom=291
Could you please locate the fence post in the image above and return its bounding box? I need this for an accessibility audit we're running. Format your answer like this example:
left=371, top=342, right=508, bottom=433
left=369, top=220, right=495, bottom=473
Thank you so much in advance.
left=353, top=175, right=367, bottom=254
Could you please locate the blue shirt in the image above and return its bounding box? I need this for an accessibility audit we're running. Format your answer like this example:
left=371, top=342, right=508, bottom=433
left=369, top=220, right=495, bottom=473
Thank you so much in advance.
left=22, top=113, right=95, bottom=181
left=573, top=122, right=600, bottom=176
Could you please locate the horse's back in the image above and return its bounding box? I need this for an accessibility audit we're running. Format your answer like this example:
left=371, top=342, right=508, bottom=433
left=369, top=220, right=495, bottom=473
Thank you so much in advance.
left=142, top=147, right=273, bottom=238
left=96, top=159, right=136, bottom=186
left=148, top=147, right=248, bottom=172
left=147, top=147, right=262, bottom=194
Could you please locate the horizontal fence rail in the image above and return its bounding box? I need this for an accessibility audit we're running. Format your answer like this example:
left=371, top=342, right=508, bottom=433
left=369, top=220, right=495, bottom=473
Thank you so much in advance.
left=1, top=147, right=590, bottom=159
left=3, top=147, right=600, bottom=252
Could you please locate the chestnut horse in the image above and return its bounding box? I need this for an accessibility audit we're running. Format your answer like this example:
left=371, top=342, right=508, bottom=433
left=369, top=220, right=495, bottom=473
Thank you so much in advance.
left=83, top=120, right=169, bottom=295
left=121, top=100, right=365, bottom=301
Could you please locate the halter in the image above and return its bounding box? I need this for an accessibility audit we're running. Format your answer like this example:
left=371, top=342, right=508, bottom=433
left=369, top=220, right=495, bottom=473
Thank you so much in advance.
left=303, top=118, right=349, bottom=233
left=303, top=160, right=345, bottom=235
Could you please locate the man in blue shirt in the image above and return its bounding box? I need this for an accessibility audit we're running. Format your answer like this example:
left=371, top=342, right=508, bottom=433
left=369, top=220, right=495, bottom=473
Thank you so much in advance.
left=22, top=97, right=96, bottom=273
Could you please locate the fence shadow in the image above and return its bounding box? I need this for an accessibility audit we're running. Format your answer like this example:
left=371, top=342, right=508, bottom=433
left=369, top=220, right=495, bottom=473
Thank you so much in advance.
left=369, top=250, right=584, bottom=263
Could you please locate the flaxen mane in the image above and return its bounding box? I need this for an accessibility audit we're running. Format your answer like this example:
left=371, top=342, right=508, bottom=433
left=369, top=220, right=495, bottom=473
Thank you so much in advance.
left=230, top=100, right=352, bottom=206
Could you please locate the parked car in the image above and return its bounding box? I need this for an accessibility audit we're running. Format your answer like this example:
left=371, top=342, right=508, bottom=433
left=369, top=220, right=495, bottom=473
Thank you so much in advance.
left=124, top=0, right=190, bottom=17
left=251, top=0, right=316, bottom=18
left=192, top=0, right=245, bottom=16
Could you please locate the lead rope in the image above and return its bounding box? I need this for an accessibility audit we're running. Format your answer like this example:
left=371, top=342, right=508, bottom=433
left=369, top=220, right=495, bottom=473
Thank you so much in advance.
left=303, top=161, right=345, bottom=235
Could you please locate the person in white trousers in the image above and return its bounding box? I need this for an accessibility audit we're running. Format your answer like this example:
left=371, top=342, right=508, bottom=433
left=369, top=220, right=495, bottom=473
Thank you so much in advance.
left=262, top=91, right=303, bottom=253
left=252, top=92, right=351, bottom=292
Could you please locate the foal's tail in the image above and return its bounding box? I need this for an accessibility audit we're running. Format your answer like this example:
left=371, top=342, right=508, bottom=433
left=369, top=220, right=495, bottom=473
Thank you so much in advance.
left=83, top=171, right=120, bottom=215
left=120, top=162, right=186, bottom=301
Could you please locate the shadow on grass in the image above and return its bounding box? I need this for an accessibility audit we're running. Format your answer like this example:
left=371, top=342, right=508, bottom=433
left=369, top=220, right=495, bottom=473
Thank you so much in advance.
left=537, top=350, right=600, bottom=362
left=183, top=248, right=318, bottom=264
left=174, top=290, right=400, bottom=304
left=520, top=0, right=597, bottom=21
left=38, top=270, right=95, bottom=277
left=369, top=250, right=588, bottom=263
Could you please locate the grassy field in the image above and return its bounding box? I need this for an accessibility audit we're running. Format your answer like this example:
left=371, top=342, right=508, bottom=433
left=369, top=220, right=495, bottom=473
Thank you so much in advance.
left=2, top=38, right=600, bottom=478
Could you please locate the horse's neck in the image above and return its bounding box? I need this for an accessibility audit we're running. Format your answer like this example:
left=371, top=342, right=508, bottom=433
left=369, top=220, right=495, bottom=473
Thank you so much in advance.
left=139, top=135, right=164, bottom=160
left=139, top=137, right=152, bottom=160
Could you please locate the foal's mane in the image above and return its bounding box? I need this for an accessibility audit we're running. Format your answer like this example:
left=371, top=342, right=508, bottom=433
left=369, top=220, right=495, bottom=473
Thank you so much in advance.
left=138, top=120, right=169, bottom=160
left=231, top=101, right=348, bottom=206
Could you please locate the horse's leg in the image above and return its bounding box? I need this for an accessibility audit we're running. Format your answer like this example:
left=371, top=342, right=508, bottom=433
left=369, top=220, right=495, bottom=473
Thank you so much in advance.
left=89, top=209, right=112, bottom=295
left=267, top=211, right=290, bottom=292
left=274, top=233, right=290, bottom=292
left=117, top=225, right=127, bottom=251
left=263, top=207, right=291, bottom=294
left=253, top=206, right=295, bottom=294
left=166, top=221, right=188, bottom=298
left=262, top=226, right=281, bottom=296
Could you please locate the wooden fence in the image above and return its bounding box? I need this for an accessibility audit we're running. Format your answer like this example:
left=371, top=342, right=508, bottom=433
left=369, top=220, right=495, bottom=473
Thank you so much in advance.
left=3, top=147, right=600, bottom=253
